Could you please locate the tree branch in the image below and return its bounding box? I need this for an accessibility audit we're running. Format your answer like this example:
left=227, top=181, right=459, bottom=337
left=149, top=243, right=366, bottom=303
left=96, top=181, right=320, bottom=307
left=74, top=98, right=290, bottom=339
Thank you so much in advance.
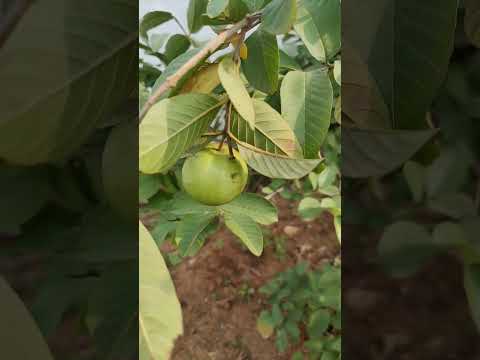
left=0, top=0, right=34, bottom=50
left=139, top=14, right=261, bottom=122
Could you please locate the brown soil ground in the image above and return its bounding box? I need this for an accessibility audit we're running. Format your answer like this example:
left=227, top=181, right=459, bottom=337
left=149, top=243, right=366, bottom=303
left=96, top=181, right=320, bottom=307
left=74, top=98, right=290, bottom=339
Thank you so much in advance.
left=168, top=196, right=340, bottom=360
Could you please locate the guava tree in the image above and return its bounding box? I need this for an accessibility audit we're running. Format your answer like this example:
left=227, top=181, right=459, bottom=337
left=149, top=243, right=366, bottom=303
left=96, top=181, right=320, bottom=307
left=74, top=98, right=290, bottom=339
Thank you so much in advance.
left=138, top=0, right=341, bottom=358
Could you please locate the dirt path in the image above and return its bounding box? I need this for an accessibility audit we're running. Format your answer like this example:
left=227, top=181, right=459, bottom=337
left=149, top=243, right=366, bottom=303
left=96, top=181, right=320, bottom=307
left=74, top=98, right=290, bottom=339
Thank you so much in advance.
left=169, top=196, right=340, bottom=360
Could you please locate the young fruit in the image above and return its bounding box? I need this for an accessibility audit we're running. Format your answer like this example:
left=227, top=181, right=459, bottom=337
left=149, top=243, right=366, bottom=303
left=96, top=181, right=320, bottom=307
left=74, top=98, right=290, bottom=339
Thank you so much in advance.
left=182, top=146, right=248, bottom=205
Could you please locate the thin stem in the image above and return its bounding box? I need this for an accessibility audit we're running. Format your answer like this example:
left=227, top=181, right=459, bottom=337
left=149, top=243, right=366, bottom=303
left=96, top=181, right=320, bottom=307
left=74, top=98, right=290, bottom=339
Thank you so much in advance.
left=225, top=102, right=235, bottom=159
left=217, top=134, right=227, bottom=151
left=202, top=131, right=224, bottom=137
left=173, top=17, right=197, bottom=47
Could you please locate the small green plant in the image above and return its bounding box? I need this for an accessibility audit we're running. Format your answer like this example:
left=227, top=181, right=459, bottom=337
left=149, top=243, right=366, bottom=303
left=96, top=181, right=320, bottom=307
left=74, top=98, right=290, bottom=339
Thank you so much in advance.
left=238, top=282, right=256, bottom=302
left=257, top=263, right=341, bottom=359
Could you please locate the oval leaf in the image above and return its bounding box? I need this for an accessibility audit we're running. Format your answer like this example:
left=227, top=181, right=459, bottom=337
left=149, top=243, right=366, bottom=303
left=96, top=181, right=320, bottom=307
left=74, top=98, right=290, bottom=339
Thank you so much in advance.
left=207, top=0, right=229, bottom=18
left=242, top=30, right=279, bottom=94
left=230, top=99, right=302, bottom=157
left=140, top=11, right=174, bottom=42
left=139, top=222, right=183, bottom=360
left=294, top=0, right=341, bottom=62
left=218, top=57, right=255, bottom=128
left=180, top=63, right=221, bottom=94
left=262, top=0, right=297, bottom=35
left=220, top=192, right=278, bottom=225
left=188, top=0, right=208, bottom=33
left=238, top=144, right=321, bottom=179
left=224, top=212, right=264, bottom=256
left=139, top=94, right=223, bottom=174
left=281, top=69, right=333, bottom=158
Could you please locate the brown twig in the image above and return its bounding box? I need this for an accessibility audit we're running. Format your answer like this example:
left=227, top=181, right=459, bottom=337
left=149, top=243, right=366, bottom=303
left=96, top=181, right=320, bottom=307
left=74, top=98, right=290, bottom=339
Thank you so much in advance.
left=0, top=0, right=34, bottom=49
left=139, top=13, right=261, bottom=122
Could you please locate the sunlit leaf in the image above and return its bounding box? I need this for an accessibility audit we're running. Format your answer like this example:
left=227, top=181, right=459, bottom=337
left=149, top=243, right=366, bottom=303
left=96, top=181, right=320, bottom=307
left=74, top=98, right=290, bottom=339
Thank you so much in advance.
left=281, top=69, right=333, bottom=158
left=230, top=99, right=302, bottom=157
left=139, top=222, right=183, bottom=359
left=139, top=94, right=224, bottom=174
left=238, top=144, right=321, bottom=179
left=219, top=57, right=255, bottom=128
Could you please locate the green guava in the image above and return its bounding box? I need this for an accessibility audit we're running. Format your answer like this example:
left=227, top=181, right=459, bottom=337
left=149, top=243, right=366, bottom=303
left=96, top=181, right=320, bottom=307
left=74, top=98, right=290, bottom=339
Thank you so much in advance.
left=182, top=146, right=248, bottom=205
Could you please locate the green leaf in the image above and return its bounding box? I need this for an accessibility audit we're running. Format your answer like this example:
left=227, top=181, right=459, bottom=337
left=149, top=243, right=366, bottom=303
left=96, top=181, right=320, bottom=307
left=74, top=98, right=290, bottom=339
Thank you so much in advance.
left=279, top=50, right=302, bottom=70
left=164, top=34, right=191, bottom=64
left=140, top=11, right=174, bottom=42
left=292, top=351, right=304, bottom=360
left=188, top=0, right=208, bottom=33
left=220, top=192, right=278, bottom=225
left=238, top=144, right=321, bottom=179
left=230, top=99, right=303, bottom=157
left=281, top=69, right=333, bottom=158
left=294, top=0, right=341, bottom=62
left=465, top=0, right=480, bottom=47
left=151, top=220, right=177, bottom=247
left=176, top=214, right=216, bottom=257
left=271, top=303, right=284, bottom=326
left=228, top=0, right=250, bottom=21
left=0, top=277, right=54, bottom=359
left=166, top=192, right=217, bottom=217
left=139, top=94, right=223, bottom=174
left=262, top=0, right=297, bottom=35
left=207, top=0, right=229, bottom=18
left=308, top=309, right=330, bottom=338
left=224, top=212, right=264, bottom=256
left=242, top=0, right=266, bottom=12
left=242, top=30, right=279, bottom=94
left=298, top=197, right=323, bottom=221
left=464, top=264, right=480, bottom=332
left=343, top=128, right=437, bottom=178
left=218, top=57, right=255, bottom=128
left=139, top=173, right=162, bottom=203
left=403, top=161, right=426, bottom=203
left=139, top=222, right=183, bottom=359
left=378, top=221, right=438, bottom=278
left=275, top=328, right=289, bottom=352
left=148, top=33, right=170, bottom=52
left=0, top=0, right=137, bottom=165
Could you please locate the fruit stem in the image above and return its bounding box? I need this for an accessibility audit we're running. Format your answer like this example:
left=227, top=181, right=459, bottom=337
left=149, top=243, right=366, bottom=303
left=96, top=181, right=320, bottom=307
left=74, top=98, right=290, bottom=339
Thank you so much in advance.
left=225, top=102, right=235, bottom=159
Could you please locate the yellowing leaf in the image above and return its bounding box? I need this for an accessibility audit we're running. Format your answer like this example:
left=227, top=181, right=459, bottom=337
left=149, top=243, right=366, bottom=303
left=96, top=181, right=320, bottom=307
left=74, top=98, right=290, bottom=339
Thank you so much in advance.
left=180, top=63, right=221, bottom=94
